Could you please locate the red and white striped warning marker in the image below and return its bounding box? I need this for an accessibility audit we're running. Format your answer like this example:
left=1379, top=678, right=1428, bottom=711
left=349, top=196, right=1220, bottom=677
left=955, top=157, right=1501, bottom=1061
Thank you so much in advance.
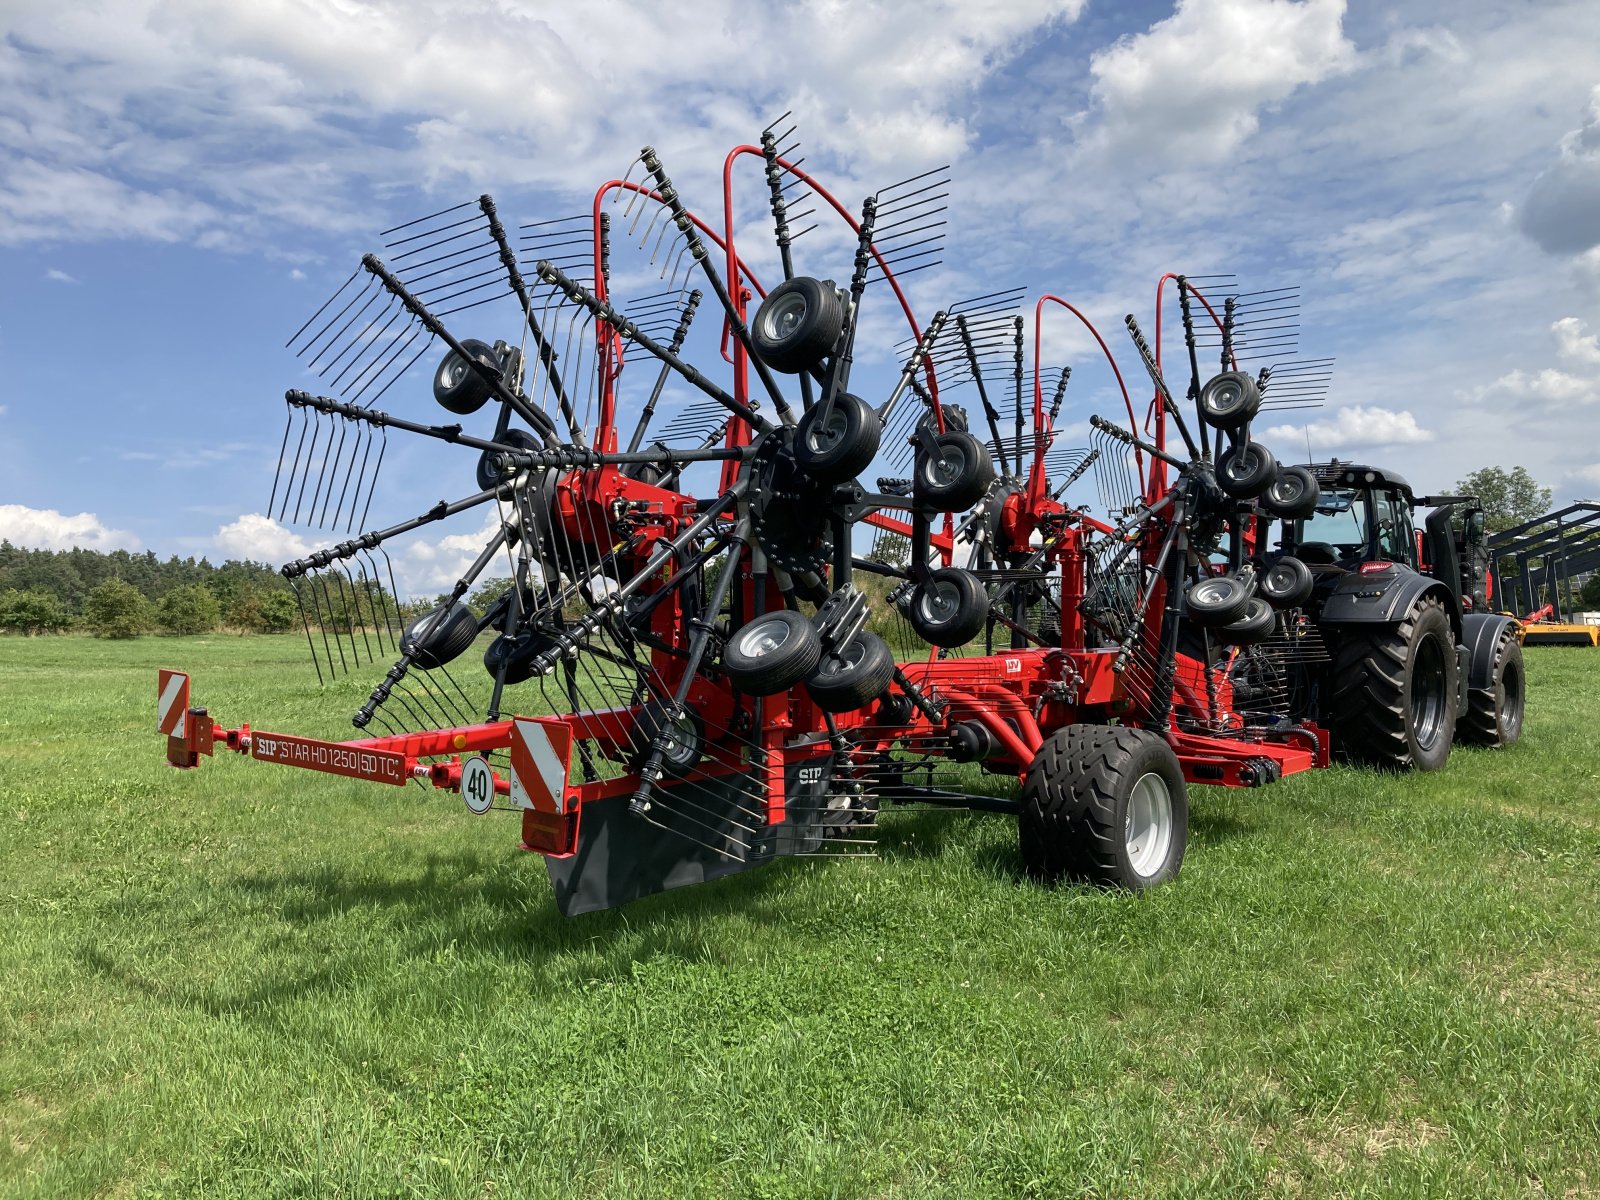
left=508, top=717, right=573, bottom=813
left=157, top=670, right=190, bottom=738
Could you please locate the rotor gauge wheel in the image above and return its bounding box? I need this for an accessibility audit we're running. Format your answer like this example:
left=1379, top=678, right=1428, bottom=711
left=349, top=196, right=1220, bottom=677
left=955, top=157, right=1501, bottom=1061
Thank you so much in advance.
left=1216, top=440, right=1278, bottom=499
left=722, top=610, right=822, bottom=696
left=795, top=393, right=881, bottom=482
left=750, top=276, right=845, bottom=373
left=905, top=567, right=990, bottom=647
left=1185, top=574, right=1254, bottom=627
left=805, top=631, right=896, bottom=712
left=433, top=339, right=503, bottom=415
left=1197, top=370, right=1261, bottom=431
left=915, top=431, right=995, bottom=512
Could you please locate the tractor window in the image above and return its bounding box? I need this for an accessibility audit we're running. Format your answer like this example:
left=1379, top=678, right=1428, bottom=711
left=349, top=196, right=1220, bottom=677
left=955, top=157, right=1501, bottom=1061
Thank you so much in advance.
left=1296, top=490, right=1369, bottom=558
left=1375, top=494, right=1413, bottom=562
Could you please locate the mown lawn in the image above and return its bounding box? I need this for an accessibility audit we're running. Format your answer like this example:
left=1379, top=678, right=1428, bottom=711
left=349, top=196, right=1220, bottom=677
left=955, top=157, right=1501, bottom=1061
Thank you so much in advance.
left=2, top=635, right=1598, bottom=1198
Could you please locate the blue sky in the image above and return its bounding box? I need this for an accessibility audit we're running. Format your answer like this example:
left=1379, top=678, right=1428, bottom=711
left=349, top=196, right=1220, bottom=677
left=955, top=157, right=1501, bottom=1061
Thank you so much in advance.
left=3, top=0, right=1600, bottom=595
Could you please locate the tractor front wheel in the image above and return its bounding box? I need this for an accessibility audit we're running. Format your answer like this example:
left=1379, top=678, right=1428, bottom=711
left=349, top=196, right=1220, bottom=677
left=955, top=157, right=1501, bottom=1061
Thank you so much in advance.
left=1327, top=595, right=1456, bottom=770
left=1019, top=726, right=1188, bottom=890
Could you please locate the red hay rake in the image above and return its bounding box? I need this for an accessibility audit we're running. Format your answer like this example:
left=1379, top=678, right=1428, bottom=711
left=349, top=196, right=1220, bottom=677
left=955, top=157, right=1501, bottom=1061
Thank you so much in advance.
left=161, top=118, right=1336, bottom=915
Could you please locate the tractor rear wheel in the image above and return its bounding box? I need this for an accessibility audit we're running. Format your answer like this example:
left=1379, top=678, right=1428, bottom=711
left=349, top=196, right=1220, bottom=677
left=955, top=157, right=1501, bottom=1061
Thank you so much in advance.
left=1327, top=594, right=1456, bottom=770
left=1459, top=626, right=1525, bottom=747
left=1019, top=726, right=1188, bottom=890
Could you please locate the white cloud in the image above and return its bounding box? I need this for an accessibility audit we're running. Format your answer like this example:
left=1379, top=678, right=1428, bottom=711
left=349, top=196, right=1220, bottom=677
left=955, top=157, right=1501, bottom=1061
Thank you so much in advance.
left=1461, top=316, right=1600, bottom=411
left=1553, top=316, right=1600, bottom=367
left=1262, top=404, right=1433, bottom=451
left=0, top=503, right=140, bottom=550
left=0, top=0, right=1085, bottom=246
left=211, top=512, right=310, bottom=564
left=44, top=267, right=77, bottom=283
left=1081, top=0, right=1355, bottom=165
left=1570, top=463, right=1600, bottom=487
left=390, top=509, right=510, bottom=598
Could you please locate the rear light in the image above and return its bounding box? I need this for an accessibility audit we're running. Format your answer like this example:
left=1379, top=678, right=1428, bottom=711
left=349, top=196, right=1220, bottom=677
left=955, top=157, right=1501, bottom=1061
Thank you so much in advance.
left=1358, top=561, right=1394, bottom=575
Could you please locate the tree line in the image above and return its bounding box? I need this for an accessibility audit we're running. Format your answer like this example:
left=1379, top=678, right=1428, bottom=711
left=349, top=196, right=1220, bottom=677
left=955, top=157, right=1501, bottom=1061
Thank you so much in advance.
left=0, top=542, right=303, bottom=638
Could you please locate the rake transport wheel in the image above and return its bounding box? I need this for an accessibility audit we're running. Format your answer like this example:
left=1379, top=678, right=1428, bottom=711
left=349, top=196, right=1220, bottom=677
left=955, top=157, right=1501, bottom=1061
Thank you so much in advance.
left=805, top=631, right=896, bottom=713
left=1327, top=594, right=1457, bottom=771
left=1019, top=726, right=1188, bottom=891
left=1459, top=625, right=1525, bottom=748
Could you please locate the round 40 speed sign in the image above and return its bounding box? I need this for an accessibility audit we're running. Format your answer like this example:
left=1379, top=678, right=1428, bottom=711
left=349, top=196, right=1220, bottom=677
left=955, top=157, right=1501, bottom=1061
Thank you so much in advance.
left=460, top=755, right=495, bottom=815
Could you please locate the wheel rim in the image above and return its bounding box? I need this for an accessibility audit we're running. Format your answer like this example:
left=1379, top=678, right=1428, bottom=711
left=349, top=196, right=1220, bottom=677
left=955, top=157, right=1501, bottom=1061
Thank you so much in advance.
left=760, top=291, right=808, bottom=343
left=1270, top=476, right=1302, bottom=506
left=1125, top=772, right=1174, bottom=878
left=443, top=357, right=469, bottom=388
left=817, top=640, right=864, bottom=679
left=924, top=441, right=967, bottom=488
left=662, top=712, right=698, bottom=767
left=1206, top=378, right=1244, bottom=416
left=1411, top=634, right=1448, bottom=750
left=1501, top=656, right=1524, bottom=738
left=1191, top=578, right=1238, bottom=607
left=806, top=405, right=850, bottom=454
left=916, top=580, right=960, bottom=624
left=737, top=618, right=793, bottom=658
left=1226, top=449, right=1259, bottom=483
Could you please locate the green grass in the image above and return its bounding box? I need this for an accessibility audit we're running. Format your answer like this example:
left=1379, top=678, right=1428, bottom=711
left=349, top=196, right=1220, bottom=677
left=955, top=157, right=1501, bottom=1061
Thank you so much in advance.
left=3, top=635, right=1599, bottom=1198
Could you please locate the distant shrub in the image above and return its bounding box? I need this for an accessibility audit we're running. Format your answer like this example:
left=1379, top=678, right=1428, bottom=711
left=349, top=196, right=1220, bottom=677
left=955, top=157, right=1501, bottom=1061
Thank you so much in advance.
left=157, top=584, right=222, bottom=635
left=0, top=588, right=73, bottom=635
left=84, top=579, right=155, bottom=639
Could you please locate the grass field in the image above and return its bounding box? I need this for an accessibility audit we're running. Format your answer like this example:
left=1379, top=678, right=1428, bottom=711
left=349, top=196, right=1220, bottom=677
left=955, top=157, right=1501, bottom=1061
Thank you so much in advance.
left=3, top=635, right=1599, bottom=1198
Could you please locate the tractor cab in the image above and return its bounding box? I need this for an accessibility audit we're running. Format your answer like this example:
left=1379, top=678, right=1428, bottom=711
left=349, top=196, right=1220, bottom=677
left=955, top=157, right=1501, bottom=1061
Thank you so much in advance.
left=1287, top=463, right=1417, bottom=570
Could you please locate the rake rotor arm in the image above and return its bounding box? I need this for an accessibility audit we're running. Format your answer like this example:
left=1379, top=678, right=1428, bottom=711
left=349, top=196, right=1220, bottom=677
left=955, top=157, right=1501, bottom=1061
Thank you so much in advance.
left=640, top=148, right=795, bottom=427
left=1088, top=414, right=1187, bottom=472
left=359, top=254, right=560, bottom=446
left=956, top=314, right=1012, bottom=477
left=876, top=311, right=947, bottom=424
left=536, top=260, right=772, bottom=436
left=1124, top=315, right=1201, bottom=461
left=627, top=289, right=702, bottom=452
left=479, top=194, right=575, bottom=430
left=284, top=390, right=753, bottom=470
left=279, top=488, right=505, bottom=580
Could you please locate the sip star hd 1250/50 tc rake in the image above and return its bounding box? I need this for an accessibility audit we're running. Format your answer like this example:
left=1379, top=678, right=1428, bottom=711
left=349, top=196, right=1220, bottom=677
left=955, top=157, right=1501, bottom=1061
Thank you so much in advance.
left=159, top=119, right=1334, bottom=915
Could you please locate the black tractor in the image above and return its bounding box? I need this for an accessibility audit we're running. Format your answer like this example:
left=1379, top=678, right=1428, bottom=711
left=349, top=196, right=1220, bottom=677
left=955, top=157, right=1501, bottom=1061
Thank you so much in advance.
left=1272, top=461, right=1525, bottom=770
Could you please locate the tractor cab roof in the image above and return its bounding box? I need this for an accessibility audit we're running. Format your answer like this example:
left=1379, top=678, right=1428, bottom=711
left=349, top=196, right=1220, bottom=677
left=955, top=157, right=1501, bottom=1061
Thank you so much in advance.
left=1309, top=460, right=1414, bottom=505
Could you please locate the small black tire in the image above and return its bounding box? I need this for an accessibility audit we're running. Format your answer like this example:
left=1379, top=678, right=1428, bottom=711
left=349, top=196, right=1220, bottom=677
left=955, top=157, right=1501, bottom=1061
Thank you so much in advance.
left=914, top=431, right=995, bottom=511
left=1328, top=593, right=1457, bottom=771
left=482, top=628, right=559, bottom=684
left=475, top=427, right=541, bottom=491
left=722, top=610, right=821, bottom=695
left=433, top=339, right=502, bottom=415
left=1459, top=627, right=1525, bottom=748
left=1216, top=440, right=1278, bottom=498
left=1258, top=555, right=1314, bottom=609
left=795, top=393, right=880, bottom=482
left=1197, top=370, right=1262, bottom=430
left=1219, top=597, right=1276, bottom=646
left=401, top=601, right=479, bottom=669
left=805, top=631, right=896, bottom=713
left=1260, top=466, right=1321, bottom=519
left=750, top=277, right=845, bottom=374
left=629, top=699, right=703, bottom=775
left=1019, top=725, right=1188, bottom=890
left=905, top=567, right=989, bottom=648
left=1185, top=573, right=1254, bottom=628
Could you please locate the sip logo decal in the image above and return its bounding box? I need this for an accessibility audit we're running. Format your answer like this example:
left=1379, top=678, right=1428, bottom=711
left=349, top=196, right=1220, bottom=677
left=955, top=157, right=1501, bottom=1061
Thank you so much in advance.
left=798, top=765, right=827, bottom=785
left=1004, top=658, right=1022, bottom=675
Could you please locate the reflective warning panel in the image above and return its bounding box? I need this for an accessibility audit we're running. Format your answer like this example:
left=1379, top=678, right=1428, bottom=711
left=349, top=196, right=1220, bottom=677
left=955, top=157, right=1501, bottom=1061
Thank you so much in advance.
left=157, top=670, right=189, bottom=737
left=509, top=718, right=574, bottom=814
